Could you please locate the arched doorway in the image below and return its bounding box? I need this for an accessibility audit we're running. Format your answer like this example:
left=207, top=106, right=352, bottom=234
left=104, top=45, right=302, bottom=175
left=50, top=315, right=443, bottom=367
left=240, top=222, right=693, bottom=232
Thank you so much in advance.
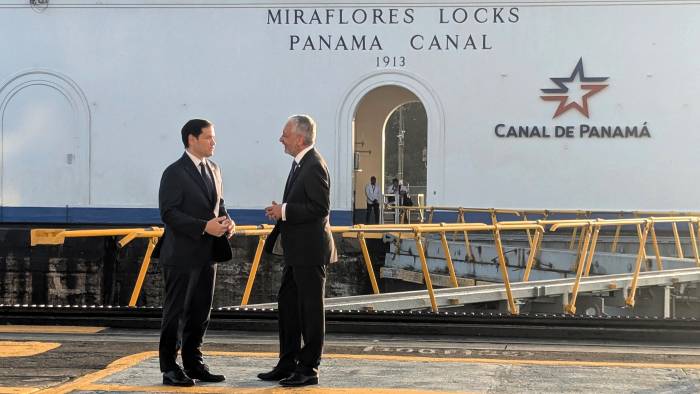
left=351, top=85, right=427, bottom=224
left=0, top=70, right=91, bottom=207
left=335, top=71, right=445, bottom=225
left=384, top=101, right=428, bottom=206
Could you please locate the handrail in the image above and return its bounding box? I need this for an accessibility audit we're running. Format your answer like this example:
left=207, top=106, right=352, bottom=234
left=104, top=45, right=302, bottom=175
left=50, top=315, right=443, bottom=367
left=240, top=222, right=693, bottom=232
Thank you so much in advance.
left=30, top=213, right=700, bottom=315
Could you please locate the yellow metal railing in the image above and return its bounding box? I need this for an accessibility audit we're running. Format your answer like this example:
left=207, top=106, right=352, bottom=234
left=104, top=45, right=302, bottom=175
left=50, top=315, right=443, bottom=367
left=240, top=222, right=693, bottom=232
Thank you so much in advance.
left=546, top=217, right=700, bottom=313
left=31, top=227, right=165, bottom=307
left=29, top=211, right=700, bottom=315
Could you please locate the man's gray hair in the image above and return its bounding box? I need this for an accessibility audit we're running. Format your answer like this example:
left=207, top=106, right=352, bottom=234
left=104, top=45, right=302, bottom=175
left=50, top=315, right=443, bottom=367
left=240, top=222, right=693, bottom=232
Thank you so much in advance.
left=289, top=114, right=316, bottom=146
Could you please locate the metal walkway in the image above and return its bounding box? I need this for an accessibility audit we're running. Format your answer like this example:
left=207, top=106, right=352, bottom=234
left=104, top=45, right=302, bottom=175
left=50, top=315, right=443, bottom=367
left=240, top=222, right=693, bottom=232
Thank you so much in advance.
left=244, top=267, right=700, bottom=313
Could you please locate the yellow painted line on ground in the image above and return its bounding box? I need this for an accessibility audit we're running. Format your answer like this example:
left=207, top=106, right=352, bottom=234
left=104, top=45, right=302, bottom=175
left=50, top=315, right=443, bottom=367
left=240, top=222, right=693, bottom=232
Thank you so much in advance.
left=205, top=351, right=700, bottom=370
left=0, top=387, right=41, bottom=394
left=42, top=349, right=700, bottom=394
left=36, top=351, right=158, bottom=394
left=0, top=325, right=105, bottom=334
left=82, top=384, right=464, bottom=394
left=0, top=341, right=61, bottom=357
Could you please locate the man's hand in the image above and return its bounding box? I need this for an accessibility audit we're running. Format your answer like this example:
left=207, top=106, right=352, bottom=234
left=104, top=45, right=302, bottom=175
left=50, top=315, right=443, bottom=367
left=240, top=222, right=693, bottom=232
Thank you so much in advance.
left=205, top=216, right=230, bottom=237
left=265, top=201, right=283, bottom=221
left=222, top=217, right=236, bottom=239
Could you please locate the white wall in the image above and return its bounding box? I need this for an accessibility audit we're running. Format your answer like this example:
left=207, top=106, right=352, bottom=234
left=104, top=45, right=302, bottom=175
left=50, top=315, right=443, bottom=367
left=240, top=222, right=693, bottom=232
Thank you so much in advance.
left=0, top=1, right=698, bottom=211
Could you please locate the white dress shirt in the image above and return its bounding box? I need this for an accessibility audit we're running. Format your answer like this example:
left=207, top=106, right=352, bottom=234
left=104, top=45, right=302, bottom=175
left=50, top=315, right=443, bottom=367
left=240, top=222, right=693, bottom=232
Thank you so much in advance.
left=282, top=145, right=314, bottom=221
left=186, top=150, right=215, bottom=234
left=185, top=149, right=208, bottom=169
left=365, top=183, right=381, bottom=204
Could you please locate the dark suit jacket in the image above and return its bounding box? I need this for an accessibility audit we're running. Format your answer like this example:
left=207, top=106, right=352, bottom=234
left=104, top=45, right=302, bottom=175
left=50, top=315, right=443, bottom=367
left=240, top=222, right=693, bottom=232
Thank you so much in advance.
left=264, top=148, right=337, bottom=266
left=154, top=153, right=232, bottom=266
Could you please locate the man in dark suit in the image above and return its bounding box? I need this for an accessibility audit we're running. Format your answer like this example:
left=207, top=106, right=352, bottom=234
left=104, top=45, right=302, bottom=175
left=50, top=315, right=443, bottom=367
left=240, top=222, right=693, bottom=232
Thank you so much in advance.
left=156, top=118, right=234, bottom=387
left=259, top=115, right=336, bottom=387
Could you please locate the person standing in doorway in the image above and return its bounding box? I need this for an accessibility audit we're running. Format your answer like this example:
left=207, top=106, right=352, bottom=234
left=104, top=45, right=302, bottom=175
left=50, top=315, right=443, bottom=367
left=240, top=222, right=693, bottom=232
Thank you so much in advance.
left=365, top=176, right=381, bottom=224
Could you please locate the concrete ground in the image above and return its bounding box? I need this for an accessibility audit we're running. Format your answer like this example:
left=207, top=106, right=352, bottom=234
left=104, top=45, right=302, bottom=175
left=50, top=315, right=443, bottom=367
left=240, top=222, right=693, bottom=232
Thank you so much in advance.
left=1, top=326, right=700, bottom=393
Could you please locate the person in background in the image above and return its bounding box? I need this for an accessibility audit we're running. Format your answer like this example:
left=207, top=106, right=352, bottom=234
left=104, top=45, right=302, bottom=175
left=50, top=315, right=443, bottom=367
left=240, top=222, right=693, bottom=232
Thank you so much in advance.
left=387, top=178, right=400, bottom=204
left=364, top=176, right=381, bottom=224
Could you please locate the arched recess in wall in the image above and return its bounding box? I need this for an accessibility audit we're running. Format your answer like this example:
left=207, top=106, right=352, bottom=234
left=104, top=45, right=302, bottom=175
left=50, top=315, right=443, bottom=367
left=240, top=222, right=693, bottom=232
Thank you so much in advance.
left=0, top=69, right=91, bottom=206
left=336, top=70, right=445, bottom=212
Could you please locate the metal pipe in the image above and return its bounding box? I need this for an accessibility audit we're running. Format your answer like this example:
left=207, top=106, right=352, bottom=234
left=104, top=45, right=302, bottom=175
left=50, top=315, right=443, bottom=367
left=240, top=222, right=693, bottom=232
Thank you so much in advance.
left=128, top=237, right=158, bottom=307
left=649, top=224, right=663, bottom=271
left=565, top=225, right=593, bottom=314
left=240, top=235, right=267, bottom=306
left=626, top=222, right=651, bottom=307
left=493, top=228, right=518, bottom=315
left=689, top=223, right=700, bottom=267
left=439, top=231, right=459, bottom=288
left=569, top=226, right=579, bottom=250
left=672, top=222, right=684, bottom=258
left=359, top=233, right=381, bottom=294
left=414, top=232, right=438, bottom=312
left=584, top=226, right=601, bottom=277
left=523, top=212, right=534, bottom=248
left=611, top=225, right=622, bottom=253
left=523, top=228, right=543, bottom=282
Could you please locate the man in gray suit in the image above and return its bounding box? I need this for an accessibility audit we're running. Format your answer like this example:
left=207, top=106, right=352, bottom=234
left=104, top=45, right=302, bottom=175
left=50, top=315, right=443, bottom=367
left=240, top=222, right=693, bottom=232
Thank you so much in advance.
left=259, top=115, right=337, bottom=387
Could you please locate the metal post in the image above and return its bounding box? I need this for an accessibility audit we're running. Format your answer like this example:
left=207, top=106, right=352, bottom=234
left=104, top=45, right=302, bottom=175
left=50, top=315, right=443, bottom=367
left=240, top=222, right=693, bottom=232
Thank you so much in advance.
left=493, top=227, right=518, bottom=315
left=241, top=235, right=267, bottom=306
left=565, top=225, right=592, bottom=314
left=611, top=225, right=622, bottom=253
left=459, top=210, right=474, bottom=261
left=523, top=228, right=543, bottom=282
left=439, top=231, right=459, bottom=288
left=636, top=223, right=648, bottom=264
left=490, top=210, right=499, bottom=244
left=689, top=222, right=700, bottom=267
left=649, top=224, right=663, bottom=271
left=394, top=195, right=400, bottom=224
left=583, top=226, right=601, bottom=277
left=523, top=213, right=533, bottom=248
left=569, top=214, right=579, bottom=251
left=626, top=221, right=651, bottom=307
left=575, top=224, right=586, bottom=261
left=128, top=237, right=158, bottom=307
left=672, top=222, right=684, bottom=258
left=414, top=232, right=438, bottom=312
left=359, top=233, right=381, bottom=294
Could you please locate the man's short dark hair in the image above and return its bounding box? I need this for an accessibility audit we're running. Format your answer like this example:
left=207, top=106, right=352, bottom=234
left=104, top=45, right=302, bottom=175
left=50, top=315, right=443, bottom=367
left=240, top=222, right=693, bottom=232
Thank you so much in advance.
left=371, top=176, right=376, bottom=181
left=181, top=119, right=212, bottom=148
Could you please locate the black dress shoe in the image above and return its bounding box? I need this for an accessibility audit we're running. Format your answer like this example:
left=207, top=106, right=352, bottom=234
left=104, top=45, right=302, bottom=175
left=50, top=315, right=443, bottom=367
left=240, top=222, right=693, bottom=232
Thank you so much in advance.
left=162, top=369, right=195, bottom=387
left=279, top=372, right=319, bottom=387
left=257, top=367, right=294, bottom=381
left=185, top=365, right=225, bottom=383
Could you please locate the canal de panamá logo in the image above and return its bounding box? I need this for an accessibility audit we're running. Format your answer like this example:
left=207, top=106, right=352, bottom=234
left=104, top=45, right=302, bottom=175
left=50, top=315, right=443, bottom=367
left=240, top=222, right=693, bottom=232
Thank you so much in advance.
left=540, top=58, right=609, bottom=119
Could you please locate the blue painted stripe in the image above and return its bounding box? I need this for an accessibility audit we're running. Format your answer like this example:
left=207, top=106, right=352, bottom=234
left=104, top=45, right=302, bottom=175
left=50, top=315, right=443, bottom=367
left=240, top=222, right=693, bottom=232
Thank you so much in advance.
left=0, top=206, right=353, bottom=226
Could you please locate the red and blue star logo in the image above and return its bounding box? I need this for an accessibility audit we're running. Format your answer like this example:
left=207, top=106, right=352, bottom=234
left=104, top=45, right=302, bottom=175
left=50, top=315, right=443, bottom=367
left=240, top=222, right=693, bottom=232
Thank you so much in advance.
left=540, top=58, right=609, bottom=118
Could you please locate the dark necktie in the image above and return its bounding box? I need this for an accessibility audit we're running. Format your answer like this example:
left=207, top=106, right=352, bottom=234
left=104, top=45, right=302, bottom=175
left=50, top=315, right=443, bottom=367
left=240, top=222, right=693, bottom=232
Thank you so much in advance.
left=283, top=161, right=298, bottom=201
left=199, top=162, right=214, bottom=199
